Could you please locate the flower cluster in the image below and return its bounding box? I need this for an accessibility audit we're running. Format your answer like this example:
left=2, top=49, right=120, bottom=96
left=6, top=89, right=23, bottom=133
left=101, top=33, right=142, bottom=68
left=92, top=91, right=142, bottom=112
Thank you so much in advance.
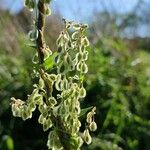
left=10, top=1, right=97, bottom=150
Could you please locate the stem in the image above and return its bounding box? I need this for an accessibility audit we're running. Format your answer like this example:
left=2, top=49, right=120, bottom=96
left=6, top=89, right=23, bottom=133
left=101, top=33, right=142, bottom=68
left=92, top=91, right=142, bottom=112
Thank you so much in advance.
left=36, top=1, right=72, bottom=149
left=36, top=0, right=46, bottom=64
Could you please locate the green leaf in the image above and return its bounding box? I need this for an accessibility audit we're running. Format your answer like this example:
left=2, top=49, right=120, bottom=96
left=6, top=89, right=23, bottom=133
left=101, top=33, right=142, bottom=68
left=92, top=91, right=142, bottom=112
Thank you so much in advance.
left=1, top=135, right=14, bottom=150
left=80, top=106, right=93, bottom=117
left=43, top=52, right=57, bottom=70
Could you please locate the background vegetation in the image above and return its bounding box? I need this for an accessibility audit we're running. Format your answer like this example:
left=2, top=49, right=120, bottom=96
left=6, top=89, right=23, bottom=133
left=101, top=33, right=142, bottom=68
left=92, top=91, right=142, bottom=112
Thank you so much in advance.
left=0, top=0, right=150, bottom=150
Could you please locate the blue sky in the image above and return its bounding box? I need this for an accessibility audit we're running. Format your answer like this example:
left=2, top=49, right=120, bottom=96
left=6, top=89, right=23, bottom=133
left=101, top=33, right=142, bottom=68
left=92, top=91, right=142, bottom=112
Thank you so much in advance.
left=0, top=0, right=142, bottom=22
left=0, top=0, right=149, bottom=37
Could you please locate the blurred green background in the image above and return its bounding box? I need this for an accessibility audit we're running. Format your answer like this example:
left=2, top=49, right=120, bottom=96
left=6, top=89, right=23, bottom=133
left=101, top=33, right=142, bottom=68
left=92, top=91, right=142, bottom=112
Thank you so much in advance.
left=0, top=0, right=150, bottom=150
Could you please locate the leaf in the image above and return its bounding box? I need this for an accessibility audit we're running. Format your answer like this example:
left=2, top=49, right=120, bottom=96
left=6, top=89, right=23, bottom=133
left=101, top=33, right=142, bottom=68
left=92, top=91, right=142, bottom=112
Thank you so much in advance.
left=1, top=135, right=14, bottom=150
left=80, top=106, right=93, bottom=117
left=43, top=52, right=57, bottom=70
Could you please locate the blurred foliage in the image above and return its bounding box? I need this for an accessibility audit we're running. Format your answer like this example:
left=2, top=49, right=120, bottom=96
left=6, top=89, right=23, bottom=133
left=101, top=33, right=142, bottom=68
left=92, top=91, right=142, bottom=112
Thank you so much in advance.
left=0, top=8, right=150, bottom=150
left=83, top=38, right=150, bottom=150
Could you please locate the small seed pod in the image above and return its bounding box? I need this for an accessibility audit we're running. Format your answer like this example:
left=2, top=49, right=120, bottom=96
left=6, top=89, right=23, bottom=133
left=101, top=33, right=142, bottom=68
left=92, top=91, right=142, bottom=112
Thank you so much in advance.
left=55, top=76, right=64, bottom=91
left=79, top=45, right=85, bottom=53
left=34, top=95, right=43, bottom=105
left=58, top=105, right=68, bottom=115
left=59, top=64, right=65, bottom=73
left=42, top=111, right=48, bottom=118
left=81, top=62, right=88, bottom=74
left=82, top=36, right=90, bottom=47
left=56, top=33, right=64, bottom=46
left=73, top=75, right=80, bottom=80
left=39, top=77, right=45, bottom=89
left=62, top=77, right=68, bottom=90
left=38, top=114, right=46, bottom=124
left=72, top=58, right=78, bottom=68
left=75, top=105, right=81, bottom=114
left=55, top=55, right=60, bottom=64
left=89, top=121, right=97, bottom=132
left=47, top=132, right=54, bottom=149
left=22, top=110, right=29, bottom=121
left=73, top=23, right=81, bottom=30
left=28, top=102, right=36, bottom=111
left=76, top=119, right=81, bottom=128
left=43, top=118, right=52, bottom=131
left=45, top=6, right=51, bottom=16
left=43, top=48, right=52, bottom=60
left=12, top=107, right=21, bottom=117
left=11, top=104, right=16, bottom=112
left=24, top=0, right=30, bottom=7
left=48, top=74, right=57, bottom=82
left=83, top=129, right=92, bottom=145
left=48, top=97, right=57, bottom=107
left=55, top=80, right=62, bottom=91
left=64, top=98, right=71, bottom=107
left=79, top=86, right=86, bottom=98
left=82, top=51, right=88, bottom=61
left=24, top=0, right=35, bottom=11
left=72, top=124, right=80, bottom=134
left=81, top=24, right=88, bottom=29
left=57, top=46, right=63, bottom=53
left=72, top=31, right=79, bottom=39
left=64, top=53, right=72, bottom=65
left=76, top=52, right=83, bottom=62
left=76, top=61, right=82, bottom=71
left=86, top=114, right=92, bottom=124
left=47, top=131, right=62, bottom=149
left=28, top=28, right=38, bottom=41
left=78, top=136, right=84, bottom=148
left=38, top=103, right=47, bottom=113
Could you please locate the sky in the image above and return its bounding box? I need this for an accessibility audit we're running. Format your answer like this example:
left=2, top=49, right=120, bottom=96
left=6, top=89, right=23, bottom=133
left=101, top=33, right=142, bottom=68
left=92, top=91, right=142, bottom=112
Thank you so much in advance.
left=0, top=0, right=149, bottom=37
left=0, top=0, right=142, bottom=22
